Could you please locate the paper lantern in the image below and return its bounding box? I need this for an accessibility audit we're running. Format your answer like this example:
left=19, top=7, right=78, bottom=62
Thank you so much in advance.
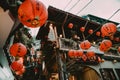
left=86, top=51, right=95, bottom=57
left=18, top=0, right=48, bottom=28
left=80, top=27, right=85, bottom=32
left=74, top=50, right=79, bottom=58
left=78, top=50, right=84, bottom=57
left=9, top=43, right=27, bottom=57
left=82, top=54, right=87, bottom=61
left=88, top=29, right=93, bottom=34
left=68, top=50, right=74, bottom=58
left=96, top=31, right=100, bottom=36
left=10, top=61, right=23, bottom=71
left=99, top=40, right=112, bottom=52
left=15, top=66, right=25, bottom=76
left=101, top=23, right=117, bottom=36
left=68, top=23, right=73, bottom=29
left=118, top=47, right=120, bottom=53
left=80, top=40, right=91, bottom=50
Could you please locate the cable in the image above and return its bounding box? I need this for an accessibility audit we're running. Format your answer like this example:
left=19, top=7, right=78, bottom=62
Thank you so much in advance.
left=67, top=0, right=81, bottom=11
left=63, top=0, right=93, bottom=23
left=63, top=0, right=73, bottom=10
left=76, top=0, right=93, bottom=15
left=108, top=9, right=120, bottom=20
left=53, top=0, right=81, bottom=22
left=85, top=8, right=120, bottom=40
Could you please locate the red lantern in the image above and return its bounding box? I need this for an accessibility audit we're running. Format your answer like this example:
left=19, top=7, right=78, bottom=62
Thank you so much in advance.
left=10, top=61, right=23, bottom=71
left=68, top=23, right=73, bottom=29
left=80, top=27, right=85, bottom=32
left=80, top=40, right=91, bottom=50
left=86, top=51, right=95, bottom=57
left=118, top=47, right=120, bottom=53
left=74, top=50, right=79, bottom=58
left=96, top=31, right=100, bottom=36
left=68, top=50, right=74, bottom=58
left=15, top=66, right=25, bottom=76
left=9, top=43, right=27, bottom=57
left=78, top=50, right=83, bottom=57
left=82, top=54, right=87, bottom=61
left=101, top=23, right=117, bottom=36
left=88, top=29, right=93, bottom=34
left=18, top=0, right=48, bottom=28
left=99, top=40, right=112, bottom=52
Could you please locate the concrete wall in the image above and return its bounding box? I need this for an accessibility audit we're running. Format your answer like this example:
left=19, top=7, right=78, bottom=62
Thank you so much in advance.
left=0, top=8, right=14, bottom=80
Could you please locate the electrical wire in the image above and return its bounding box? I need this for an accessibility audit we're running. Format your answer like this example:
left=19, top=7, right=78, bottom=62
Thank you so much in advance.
left=67, top=0, right=81, bottom=11
left=62, top=0, right=93, bottom=23
left=53, top=0, right=79, bottom=21
left=108, top=9, right=120, bottom=20
left=76, top=0, right=93, bottom=15
left=85, top=8, right=120, bottom=40
left=63, top=0, right=73, bottom=10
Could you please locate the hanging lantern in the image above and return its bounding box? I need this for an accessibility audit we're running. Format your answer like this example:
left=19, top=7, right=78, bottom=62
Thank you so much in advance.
left=86, top=51, right=95, bottom=57
left=80, top=27, right=85, bottom=32
left=101, top=23, right=117, bottom=36
left=68, top=50, right=74, bottom=58
left=118, top=47, right=120, bottom=53
left=15, top=66, right=25, bottom=76
left=80, top=40, right=91, bottom=50
left=74, top=50, right=79, bottom=58
left=99, top=40, right=112, bottom=52
left=78, top=50, right=84, bottom=57
left=88, top=29, right=93, bottom=34
left=9, top=43, right=27, bottom=57
left=10, top=61, right=23, bottom=71
left=68, top=23, right=73, bottom=29
left=18, top=0, right=48, bottom=28
left=96, top=31, right=100, bottom=36
left=82, top=54, right=87, bottom=61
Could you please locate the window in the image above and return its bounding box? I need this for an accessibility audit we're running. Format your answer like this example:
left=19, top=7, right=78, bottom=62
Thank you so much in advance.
left=115, top=69, right=120, bottom=80
left=100, top=68, right=117, bottom=80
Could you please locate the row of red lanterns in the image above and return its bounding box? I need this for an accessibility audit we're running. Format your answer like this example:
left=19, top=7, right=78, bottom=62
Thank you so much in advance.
left=79, top=39, right=120, bottom=53
left=68, top=50, right=101, bottom=62
left=9, top=43, right=27, bottom=76
left=79, top=40, right=112, bottom=52
left=68, top=50, right=95, bottom=58
left=68, top=22, right=117, bottom=37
